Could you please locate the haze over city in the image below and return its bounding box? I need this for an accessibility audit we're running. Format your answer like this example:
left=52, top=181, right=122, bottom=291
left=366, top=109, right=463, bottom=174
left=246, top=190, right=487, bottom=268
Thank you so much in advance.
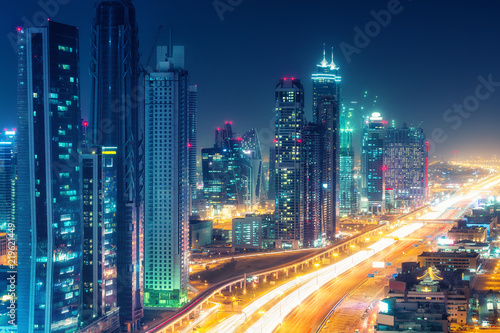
left=2, top=1, right=500, bottom=333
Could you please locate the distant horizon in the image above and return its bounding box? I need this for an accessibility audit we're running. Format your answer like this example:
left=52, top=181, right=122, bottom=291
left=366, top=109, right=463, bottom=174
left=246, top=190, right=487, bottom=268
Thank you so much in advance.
left=1, top=0, right=500, bottom=160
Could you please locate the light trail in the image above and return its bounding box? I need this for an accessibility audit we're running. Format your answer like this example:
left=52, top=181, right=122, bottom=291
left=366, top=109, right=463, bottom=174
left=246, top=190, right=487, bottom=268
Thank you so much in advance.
left=207, top=175, right=500, bottom=333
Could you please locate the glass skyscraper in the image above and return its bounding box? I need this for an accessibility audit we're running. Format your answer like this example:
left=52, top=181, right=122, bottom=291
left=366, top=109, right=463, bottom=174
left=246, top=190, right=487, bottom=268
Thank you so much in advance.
left=361, top=112, right=387, bottom=214
left=144, top=46, right=189, bottom=308
left=188, top=85, right=198, bottom=211
left=384, top=125, right=428, bottom=210
left=17, top=21, right=83, bottom=333
left=312, top=46, right=341, bottom=240
left=339, top=103, right=356, bottom=216
left=0, top=130, right=16, bottom=232
left=90, top=0, right=144, bottom=330
left=303, top=123, right=321, bottom=247
left=81, top=147, right=119, bottom=331
left=274, top=78, right=304, bottom=248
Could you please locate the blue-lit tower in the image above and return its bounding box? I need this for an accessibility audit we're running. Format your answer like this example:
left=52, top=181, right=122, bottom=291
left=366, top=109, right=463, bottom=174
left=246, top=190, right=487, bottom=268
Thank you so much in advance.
left=17, top=21, right=83, bottom=333
left=312, top=45, right=341, bottom=240
left=361, top=112, right=387, bottom=214
left=0, top=130, right=16, bottom=232
left=339, top=103, right=356, bottom=216
left=90, top=0, right=143, bottom=330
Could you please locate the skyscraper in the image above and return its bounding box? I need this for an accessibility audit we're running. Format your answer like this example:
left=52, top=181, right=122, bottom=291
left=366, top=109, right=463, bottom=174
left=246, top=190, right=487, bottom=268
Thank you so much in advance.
left=188, top=85, right=198, bottom=212
left=339, top=103, right=356, bottom=216
left=384, top=125, right=428, bottom=210
left=312, top=46, right=341, bottom=240
left=361, top=112, right=387, bottom=214
left=0, top=130, right=16, bottom=232
left=144, top=45, right=189, bottom=308
left=90, top=1, right=143, bottom=330
left=242, top=128, right=264, bottom=209
left=274, top=78, right=304, bottom=249
left=81, top=147, right=119, bottom=331
left=17, top=21, right=83, bottom=333
left=303, top=123, right=321, bottom=247
left=202, top=122, right=252, bottom=214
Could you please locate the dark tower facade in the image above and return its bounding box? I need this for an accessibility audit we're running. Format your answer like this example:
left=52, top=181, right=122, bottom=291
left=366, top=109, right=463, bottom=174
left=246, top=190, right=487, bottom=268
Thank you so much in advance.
left=312, top=46, right=341, bottom=240
left=17, top=21, right=83, bottom=333
left=90, top=1, right=144, bottom=330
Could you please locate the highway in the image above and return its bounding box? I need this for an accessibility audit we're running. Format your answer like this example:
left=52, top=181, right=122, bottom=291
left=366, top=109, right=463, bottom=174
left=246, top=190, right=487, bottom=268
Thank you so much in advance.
left=205, top=173, right=500, bottom=333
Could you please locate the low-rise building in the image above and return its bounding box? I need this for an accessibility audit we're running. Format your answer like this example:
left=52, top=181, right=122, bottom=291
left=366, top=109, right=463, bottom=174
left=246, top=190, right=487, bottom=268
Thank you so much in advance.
left=189, top=219, right=213, bottom=248
left=418, top=250, right=480, bottom=272
left=232, top=214, right=275, bottom=251
left=448, top=226, right=486, bottom=243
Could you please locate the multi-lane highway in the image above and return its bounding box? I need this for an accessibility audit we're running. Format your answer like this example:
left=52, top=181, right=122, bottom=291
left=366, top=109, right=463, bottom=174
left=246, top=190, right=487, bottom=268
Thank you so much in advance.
left=202, top=173, right=500, bottom=333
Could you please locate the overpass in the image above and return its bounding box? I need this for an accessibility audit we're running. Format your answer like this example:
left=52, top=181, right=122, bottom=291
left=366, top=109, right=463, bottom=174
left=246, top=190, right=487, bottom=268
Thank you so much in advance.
left=403, top=219, right=457, bottom=224
left=142, top=225, right=388, bottom=333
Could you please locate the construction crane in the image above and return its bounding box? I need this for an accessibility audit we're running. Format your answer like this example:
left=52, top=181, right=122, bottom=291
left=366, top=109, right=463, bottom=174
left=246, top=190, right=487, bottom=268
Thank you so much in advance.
left=139, top=25, right=163, bottom=73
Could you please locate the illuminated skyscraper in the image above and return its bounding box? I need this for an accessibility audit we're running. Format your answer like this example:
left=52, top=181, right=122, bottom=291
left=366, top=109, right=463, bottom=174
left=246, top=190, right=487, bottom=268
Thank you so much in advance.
left=188, top=85, right=198, bottom=211
left=303, top=123, right=321, bottom=247
left=17, top=21, right=83, bottom=333
left=0, top=130, right=16, bottom=231
left=312, top=45, right=341, bottom=239
left=361, top=112, right=387, bottom=214
left=339, top=103, right=356, bottom=216
left=274, top=78, right=305, bottom=248
left=144, top=46, right=189, bottom=308
left=81, top=147, right=119, bottom=331
left=242, top=128, right=264, bottom=208
left=202, top=122, right=252, bottom=214
left=90, top=0, right=144, bottom=329
left=384, top=125, right=428, bottom=210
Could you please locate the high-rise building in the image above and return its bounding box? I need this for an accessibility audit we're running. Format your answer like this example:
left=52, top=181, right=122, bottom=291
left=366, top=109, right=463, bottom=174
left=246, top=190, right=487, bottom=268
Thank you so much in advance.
left=17, top=21, right=83, bottom=333
left=242, top=128, right=264, bottom=208
left=274, top=78, right=305, bottom=248
left=188, top=85, right=198, bottom=211
left=384, top=125, right=428, bottom=210
left=339, top=104, right=357, bottom=216
left=312, top=45, right=341, bottom=240
left=202, top=122, right=252, bottom=215
left=303, top=123, right=321, bottom=247
left=80, top=147, right=120, bottom=332
left=0, top=130, right=16, bottom=232
left=90, top=1, right=144, bottom=330
left=144, top=45, right=189, bottom=308
left=361, top=112, right=387, bottom=214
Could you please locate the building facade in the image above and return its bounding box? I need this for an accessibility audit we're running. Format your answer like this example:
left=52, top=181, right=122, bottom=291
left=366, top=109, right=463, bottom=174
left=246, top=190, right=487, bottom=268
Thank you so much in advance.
left=312, top=46, right=341, bottom=239
left=90, top=0, right=144, bottom=329
left=384, top=125, right=428, bottom=209
left=274, top=78, right=305, bottom=248
left=17, top=21, right=83, bottom=333
left=81, top=147, right=119, bottom=332
left=188, top=85, right=198, bottom=211
left=339, top=103, right=356, bottom=216
left=144, top=46, right=190, bottom=308
left=0, top=130, right=16, bottom=232
left=303, top=123, right=321, bottom=247
left=361, top=112, right=387, bottom=214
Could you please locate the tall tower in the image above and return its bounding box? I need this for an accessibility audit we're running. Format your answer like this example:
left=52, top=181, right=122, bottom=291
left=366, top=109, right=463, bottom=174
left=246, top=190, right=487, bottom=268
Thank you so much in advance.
left=17, top=21, right=83, bottom=333
left=90, top=0, right=143, bottom=330
left=188, top=85, right=198, bottom=212
left=339, top=103, right=356, bottom=216
left=312, top=45, right=341, bottom=240
left=274, top=78, right=305, bottom=249
left=303, top=123, right=321, bottom=247
left=144, top=46, right=189, bottom=308
left=0, top=130, right=16, bottom=232
left=361, top=112, right=386, bottom=214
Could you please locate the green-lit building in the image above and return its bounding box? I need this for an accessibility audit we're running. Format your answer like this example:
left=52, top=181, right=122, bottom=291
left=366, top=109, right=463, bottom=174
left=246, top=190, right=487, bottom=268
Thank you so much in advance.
left=339, top=103, right=357, bottom=216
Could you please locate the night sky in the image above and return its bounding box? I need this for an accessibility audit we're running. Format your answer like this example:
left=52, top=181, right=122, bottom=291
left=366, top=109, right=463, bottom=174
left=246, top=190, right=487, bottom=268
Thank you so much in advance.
left=1, top=0, right=499, bottom=159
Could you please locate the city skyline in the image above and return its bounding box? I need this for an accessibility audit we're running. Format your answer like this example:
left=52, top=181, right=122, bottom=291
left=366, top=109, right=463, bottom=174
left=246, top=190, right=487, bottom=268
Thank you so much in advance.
left=1, top=1, right=500, bottom=158
left=4, top=1, right=500, bottom=333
